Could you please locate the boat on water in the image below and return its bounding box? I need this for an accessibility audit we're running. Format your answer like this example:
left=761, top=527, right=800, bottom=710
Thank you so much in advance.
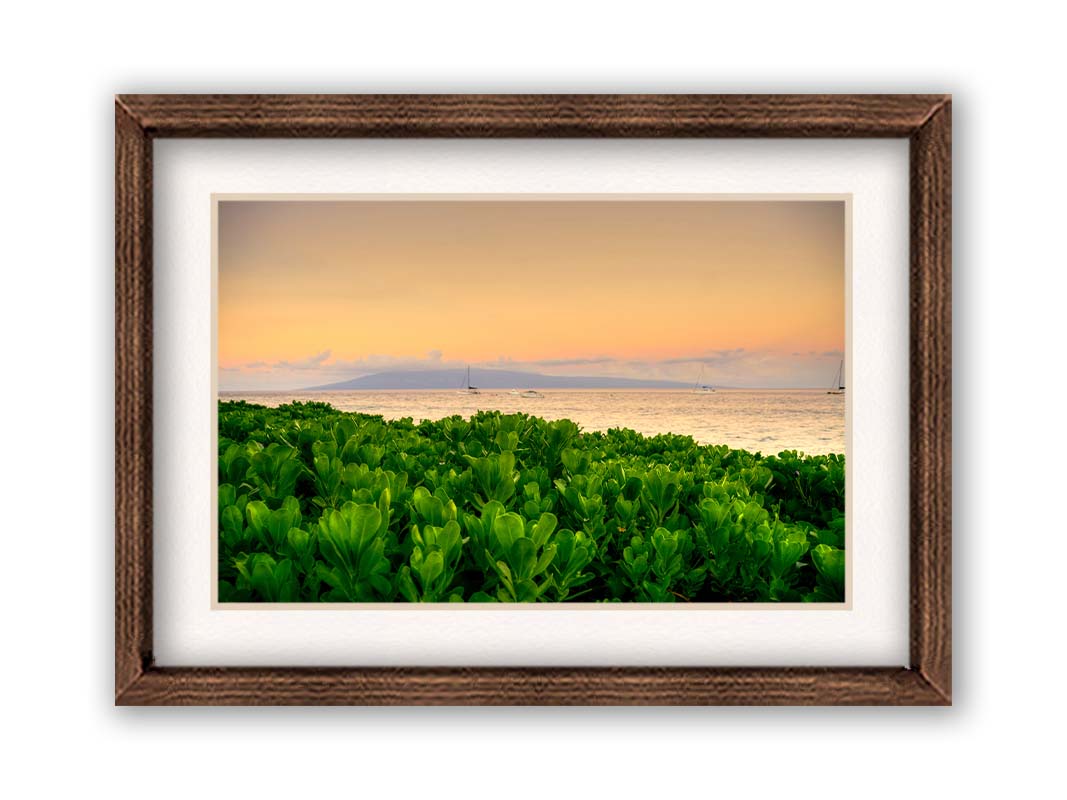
left=692, top=365, right=715, bottom=393
left=519, top=389, right=543, bottom=398
left=457, top=365, right=480, bottom=395
left=827, top=359, right=845, bottom=395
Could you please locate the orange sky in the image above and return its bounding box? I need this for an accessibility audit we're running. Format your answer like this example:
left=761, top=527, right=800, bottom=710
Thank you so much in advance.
left=218, top=199, right=844, bottom=389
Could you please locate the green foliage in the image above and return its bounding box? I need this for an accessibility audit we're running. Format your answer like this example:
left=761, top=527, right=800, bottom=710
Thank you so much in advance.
left=315, top=501, right=394, bottom=601
left=218, top=400, right=846, bottom=603
left=397, top=519, right=465, bottom=602
left=485, top=512, right=558, bottom=602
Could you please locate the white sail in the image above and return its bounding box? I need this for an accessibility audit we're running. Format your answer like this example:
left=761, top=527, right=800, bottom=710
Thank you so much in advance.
left=827, top=360, right=845, bottom=394
left=457, top=365, right=480, bottom=394
left=692, top=364, right=715, bottom=393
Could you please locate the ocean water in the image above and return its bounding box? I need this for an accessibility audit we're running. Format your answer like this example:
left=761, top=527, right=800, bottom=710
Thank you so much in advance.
left=220, top=388, right=845, bottom=457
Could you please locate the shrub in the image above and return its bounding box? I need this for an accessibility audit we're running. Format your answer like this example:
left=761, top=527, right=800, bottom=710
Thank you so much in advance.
left=218, top=401, right=846, bottom=603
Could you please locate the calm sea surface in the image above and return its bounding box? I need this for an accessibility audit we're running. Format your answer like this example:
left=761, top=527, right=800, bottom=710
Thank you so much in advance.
left=220, top=389, right=845, bottom=457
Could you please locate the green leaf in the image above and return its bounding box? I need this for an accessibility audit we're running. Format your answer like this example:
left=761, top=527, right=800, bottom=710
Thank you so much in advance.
left=245, top=500, right=270, bottom=535
left=341, top=502, right=383, bottom=550
left=812, top=544, right=845, bottom=587
left=492, top=512, right=525, bottom=551
left=287, top=526, right=311, bottom=554
left=530, top=512, right=558, bottom=547
left=220, top=505, right=243, bottom=543
left=509, top=538, right=537, bottom=579
left=533, top=544, right=557, bottom=577
left=770, top=531, right=810, bottom=578
left=397, top=567, right=419, bottom=602
left=219, top=483, right=236, bottom=508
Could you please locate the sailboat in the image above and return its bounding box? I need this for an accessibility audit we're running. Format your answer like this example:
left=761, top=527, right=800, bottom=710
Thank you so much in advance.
left=692, top=365, right=715, bottom=393
left=457, top=365, right=480, bottom=395
left=827, top=360, right=845, bottom=395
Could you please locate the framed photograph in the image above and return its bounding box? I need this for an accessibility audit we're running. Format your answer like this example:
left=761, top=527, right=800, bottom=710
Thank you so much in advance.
left=116, top=94, right=950, bottom=705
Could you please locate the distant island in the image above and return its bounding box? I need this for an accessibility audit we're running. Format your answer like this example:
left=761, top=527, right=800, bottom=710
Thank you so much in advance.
left=302, top=368, right=690, bottom=391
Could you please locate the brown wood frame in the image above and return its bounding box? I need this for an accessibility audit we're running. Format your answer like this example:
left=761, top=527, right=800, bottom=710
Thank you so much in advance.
left=116, top=94, right=951, bottom=705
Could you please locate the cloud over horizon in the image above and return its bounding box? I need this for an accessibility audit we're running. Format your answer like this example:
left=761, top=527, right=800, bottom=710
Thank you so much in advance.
left=219, top=347, right=845, bottom=391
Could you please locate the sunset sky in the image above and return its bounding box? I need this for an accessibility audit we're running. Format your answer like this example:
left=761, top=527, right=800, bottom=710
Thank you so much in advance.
left=218, top=199, right=845, bottom=390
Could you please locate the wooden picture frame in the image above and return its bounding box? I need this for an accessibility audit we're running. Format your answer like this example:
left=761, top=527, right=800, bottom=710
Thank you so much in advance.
left=115, top=94, right=951, bottom=705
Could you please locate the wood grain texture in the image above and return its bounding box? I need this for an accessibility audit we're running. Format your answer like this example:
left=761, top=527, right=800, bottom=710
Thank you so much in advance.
left=114, top=94, right=952, bottom=706
left=115, top=101, right=154, bottom=698
left=909, top=100, right=952, bottom=702
left=117, top=94, right=947, bottom=138
left=116, top=667, right=946, bottom=706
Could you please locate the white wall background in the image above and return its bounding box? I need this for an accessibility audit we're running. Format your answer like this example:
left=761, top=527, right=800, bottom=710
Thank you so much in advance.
left=2, top=1, right=1061, bottom=797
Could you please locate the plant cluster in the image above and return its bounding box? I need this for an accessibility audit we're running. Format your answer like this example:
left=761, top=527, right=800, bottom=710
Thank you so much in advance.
left=218, top=401, right=846, bottom=603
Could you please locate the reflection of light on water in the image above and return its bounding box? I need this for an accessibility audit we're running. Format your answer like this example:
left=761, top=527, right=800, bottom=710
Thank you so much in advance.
left=218, top=389, right=846, bottom=456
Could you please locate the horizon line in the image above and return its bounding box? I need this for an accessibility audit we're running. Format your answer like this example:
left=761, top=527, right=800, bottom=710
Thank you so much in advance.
left=218, top=386, right=838, bottom=393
